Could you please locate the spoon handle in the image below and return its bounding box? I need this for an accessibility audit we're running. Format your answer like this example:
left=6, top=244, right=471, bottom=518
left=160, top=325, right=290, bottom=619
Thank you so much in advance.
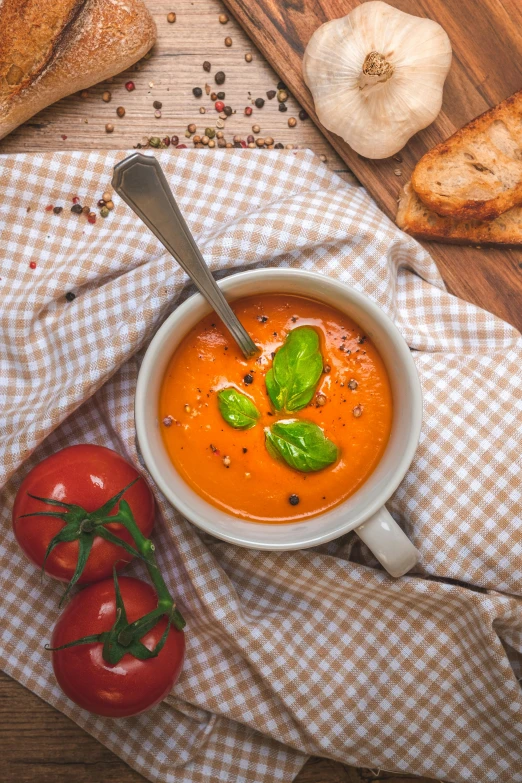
left=112, top=153, right=258, bottom=358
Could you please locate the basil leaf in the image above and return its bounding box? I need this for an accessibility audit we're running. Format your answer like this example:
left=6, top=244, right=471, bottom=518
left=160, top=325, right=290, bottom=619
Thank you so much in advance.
left=218, top=388, right=261, bottom=430
left=266, top=327, right=323, bottom=412
left=265, top=419, right=339, bottom=473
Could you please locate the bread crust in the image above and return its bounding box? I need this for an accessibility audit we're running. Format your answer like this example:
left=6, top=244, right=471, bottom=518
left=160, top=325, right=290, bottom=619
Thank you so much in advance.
left=411, top=90, right=522, bottom=221
left=397, top=182, right=522, bottom=246
left=0, top=0, right=156, bottom=140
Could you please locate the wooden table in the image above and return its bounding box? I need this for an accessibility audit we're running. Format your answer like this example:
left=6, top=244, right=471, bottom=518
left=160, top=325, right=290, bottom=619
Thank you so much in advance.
left=0, top=2, right=481, bottom=782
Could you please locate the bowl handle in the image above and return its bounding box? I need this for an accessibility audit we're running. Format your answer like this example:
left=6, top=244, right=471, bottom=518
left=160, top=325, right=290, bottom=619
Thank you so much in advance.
left=355, top=507, right=419, bottom=578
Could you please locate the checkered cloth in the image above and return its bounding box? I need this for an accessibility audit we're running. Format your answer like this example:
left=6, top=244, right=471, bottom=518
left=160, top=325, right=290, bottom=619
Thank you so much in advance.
left=1, top=149, right=521, bottom=783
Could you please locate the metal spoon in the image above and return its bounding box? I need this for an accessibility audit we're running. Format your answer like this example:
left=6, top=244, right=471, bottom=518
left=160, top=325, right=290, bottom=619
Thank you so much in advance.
left=112, top=153, right=258, bottom=358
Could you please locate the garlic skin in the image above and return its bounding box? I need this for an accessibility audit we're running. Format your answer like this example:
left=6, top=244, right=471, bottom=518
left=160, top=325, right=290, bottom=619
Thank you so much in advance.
left=303, top=1, right=452, bottom=159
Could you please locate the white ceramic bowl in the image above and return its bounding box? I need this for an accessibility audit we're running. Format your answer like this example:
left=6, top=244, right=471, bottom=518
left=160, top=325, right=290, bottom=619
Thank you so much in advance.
left=135, top=269, right=422, bottom=577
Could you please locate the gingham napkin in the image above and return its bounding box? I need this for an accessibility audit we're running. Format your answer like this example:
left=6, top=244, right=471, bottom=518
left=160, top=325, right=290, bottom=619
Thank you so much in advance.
left=1, top=149, right=521, bottom=783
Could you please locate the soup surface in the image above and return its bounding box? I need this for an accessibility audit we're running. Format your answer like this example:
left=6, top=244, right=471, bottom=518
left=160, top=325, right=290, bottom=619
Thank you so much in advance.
left=159, top=294, right=393, bottom=523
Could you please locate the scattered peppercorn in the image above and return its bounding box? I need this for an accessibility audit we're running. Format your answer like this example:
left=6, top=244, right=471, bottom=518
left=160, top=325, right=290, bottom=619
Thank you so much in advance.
left=203, top=62, right=212, bottom=74
left=163, top=415, right=174, bottom=427
left=224, top=105, right=233, bottom=116
left=289, top=494, right=299, bottom=506
left=288, top=117, right=297, bottom=128
left=149, top=136, right=161, bottom=147
left=244, top=374, right=254, bottom=385
left=193, top=86, right=203, bottom=98
left=353, top=405, right=363, bottom=418
left=71, top=203, right=83, bottom=214
left=154, top=110, right=162, bottom=119
left=348, top=379, right=358, bottom=390
left=265, top=136, right=274, bottom=146
left=242, top=447, right=248, bottom=454
left=274, top=142, right=284, bottom=149
left=247, top=134, right=255, bottom=143
left=215, top=100, right=225, bottom=112
left=224, top=37, right=232, bottom=47
left=116, top=106, right=126, bottom=118
left=316, top=393, right=327, bottom=406
left=201, top=136, right=209, bottom=145
left=244, top=106, right=253, bottom=116
left=45, top=204, right=53, bottom=211
left=65, top=292, right=76, bottom=302
left=53, top=206, right=63, bottom=215
left=105, top=123, right=114, bottom=133
left=277, top=90, right=289, bottom=103
left=82, top=205, right=90, bottom=214
left=29, top=261, right=36, bottom=269
left=100, top=206, right=109, bottom=218
left=217, top=91, right=225, bottom=99
left=72, top=196, right=81, bottom=204
left=102, top=91, right=112, bottom=103
left=219, top=13, right=229, bottom=23
left=245, top=53, right=253, bottom=62
left=255, top=97, right=265, bottom=109
left=106, top=200, right=114, bottom=210
left=170, top=135, right=179, bottom=146
left=97, top=198, right=106, bottom=207
left=217, top=138, right=226, bottom=147
left=199, top=107, right=206, bottom=114
left=215, top=71, right=225, bottom=85
left=252, top=124, right=260, bottom=133
left=277, top=81, right=286, bottom=90
left=187, top=123, right=197, bottom=134
left=125, top=81, right=135, bottom=92
left=278, top=103, right=288, bottom=112
left=153, top=100, right=163, bottom=110
left=299, top=109, right=309, bottom=121
left=222, top=455, right=231, bottom=467
left=87, top=212, right=97, bottom=224
left=323, top=364, right=331, bottom=373
left=167, top=11, right=176, bottom=23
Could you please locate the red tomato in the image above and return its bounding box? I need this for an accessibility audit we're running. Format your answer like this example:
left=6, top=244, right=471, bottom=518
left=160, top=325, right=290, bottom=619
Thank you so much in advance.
left=51, top=577, right=185, bottom=717
left=12, top=445, right=155, bottom=584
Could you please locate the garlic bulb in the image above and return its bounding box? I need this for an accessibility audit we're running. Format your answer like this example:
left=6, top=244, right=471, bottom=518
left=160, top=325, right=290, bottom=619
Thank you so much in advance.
left=303, top=1, right=452, bottom=159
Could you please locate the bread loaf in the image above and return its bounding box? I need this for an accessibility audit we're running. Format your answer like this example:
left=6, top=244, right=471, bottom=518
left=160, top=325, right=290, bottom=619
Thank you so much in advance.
left=397, top=181, right=522, bottom=245
left=0, top=0, right=156, bottom=140
left=411, top=90, right=522, bottom=221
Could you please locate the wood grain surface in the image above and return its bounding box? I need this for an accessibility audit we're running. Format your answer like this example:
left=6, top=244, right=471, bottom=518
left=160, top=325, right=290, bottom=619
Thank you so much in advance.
left=222, top=0, right=522, bottom=330
left=0, top=2, right=512, bottom=783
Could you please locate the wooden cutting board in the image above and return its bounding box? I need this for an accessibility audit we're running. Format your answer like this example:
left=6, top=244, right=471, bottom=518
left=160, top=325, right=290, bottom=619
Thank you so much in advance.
left=222, top=0, right=522, bottom=331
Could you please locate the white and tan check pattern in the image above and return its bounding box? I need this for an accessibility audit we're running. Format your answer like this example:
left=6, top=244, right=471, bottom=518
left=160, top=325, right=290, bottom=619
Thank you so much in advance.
left=1, top=149, right=521, bottom=783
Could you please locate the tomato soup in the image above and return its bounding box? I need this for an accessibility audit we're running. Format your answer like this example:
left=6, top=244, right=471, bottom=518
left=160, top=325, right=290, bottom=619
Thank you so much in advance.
left=159, top=294, right=393, bottom=523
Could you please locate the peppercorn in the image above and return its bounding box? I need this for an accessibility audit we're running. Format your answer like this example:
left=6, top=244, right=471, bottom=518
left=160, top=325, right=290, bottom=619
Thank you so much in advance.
left=233, top=135, right=242, bottom=143
left=216, top=119, right=225, bottom=129
left=163, top=415, right=174, bottom=427
left=177, top=144, right=188, bottom=149
left=205, top=127, right=215, bottom=139
left=149, top=137, right=161, bottom=148
left=289, top=494, right=299, bottom=506
left=100, top=206, right=109, bottom=218
left=125, top=81, right=135, bottom=92
left=247, top=135, right=255, bottom=143
left=193, top=86, right=203, bottom=98
left=208, top=139, right=216, bottom=148
left=105, top=123, right=114, bottom=133
left=71, top=203, right=83, bottom=214
left=225, top=142, right=233, bottom=148
left=210, top=91, right=218, bottom=101
left=203, top=61, right=211, bottom=72
left=288, top=117, right=297, bottom=128
left=187, top=123, right=197, bottom=134
left=72, top=196, right=81, bottom=204
left=106, top=200, right=114, bottom=210
left=316, top=393, right=327, bottom=406
left=277, top=81, right=286, bottom=90
left=167, top=11, right=176, bottom=23
left=215, top=100, right=225, bottom=112
left=217, top=91, right=225, bottom=100
left=264, top=136, right=274, bottom=146
left=266, top=90, right=276, bottom=100
left=29, top=261, right=36, bottom=270
left=353, top=405, right=363, bottom=418
left=216, top=130, right=224, bottom=138
left=87, top=212, right=97, bottom=224
left=248, top=143, right=255, bottom=148
left=199, top=107, right=206, bottom=114
left=215, top=71, right=225, bottom=85
left=277, top=90, right=288, bottom=103
left=252, top=124, right=260, bottom=133
left=323, top=364, right=331, bottom=373
left=217, top=138, right=226, bottom=147
left=285, top=144, right=295, bottom=150
left=97, top=198, right=106, bottom=207
left=278, top=103, right=288, bottom=112
left=244, top=374, right=254, bottom=384
left=244, top=106, right=253, bottom=116
left=53, top=206, right=63, bottom=215
left=245, top=53, right=253, bottom=62
left=193, top=135, right=201, bottom=144
left=255, top=138, right=265, bottom=147
left=201, top=135, right=209, bottom=145
left=82, top=205, right=90, bottom=214
left=299, top=109, right=308, bottom=121
left=153, top=100, right=163, bottom=110
left=254, top=98, right=265, bottom=109
left=168, top=135, right=178, bottom=147
left=102, top=90, right=112, bottom=102
left=154, top=110, right=162, bottom=119
left=274, top=143, right=284, bottom=149
left=219, top=13, right=229, bottom=23
left=65, top=292, right=76, bottom=302
left=222, top=455, right=231, bottom=467
left=116, top=106, right=125, bottom=118
left=223, top=106, right=233, bottom=116
left=225, top=37, right=232, bottom=47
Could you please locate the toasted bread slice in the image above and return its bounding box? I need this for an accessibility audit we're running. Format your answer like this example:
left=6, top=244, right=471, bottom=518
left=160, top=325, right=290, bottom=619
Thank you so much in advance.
left=411, top=90, right=522, bottom=221
left=397, top=182, right=522, bottom=245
